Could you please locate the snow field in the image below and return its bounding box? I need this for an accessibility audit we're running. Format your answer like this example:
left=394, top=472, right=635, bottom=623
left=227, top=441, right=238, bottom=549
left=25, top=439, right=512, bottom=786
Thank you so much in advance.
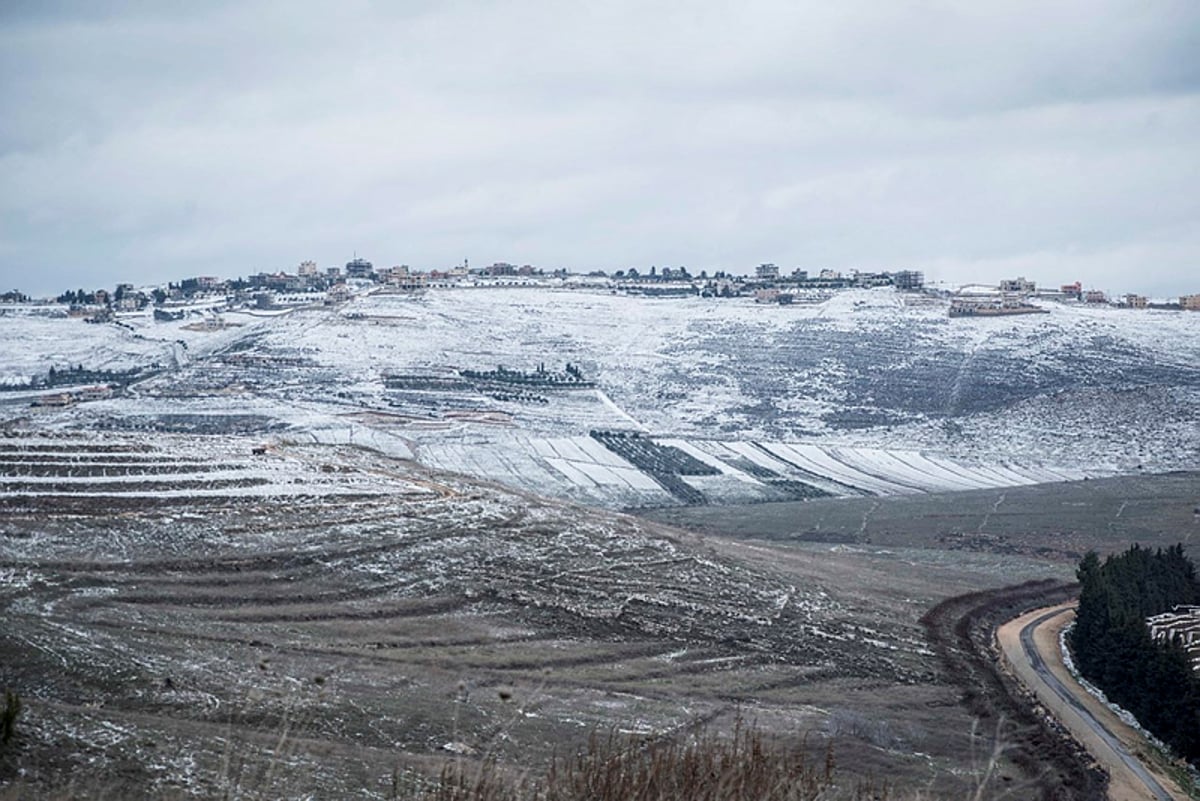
left=917, top=455, right=1040, bottom=488
left=531, top=437, right=666, bottom=491
left=831, top=448, right=984, bottom=493
left=653, top=438, right=763, bottom=484
left=420, top=436, right=673, bottom=505
left=763, top=443, right=920, bottom=496
left=6, top=287, right=1192, bottom=509
left=0, top=433, right=432, bottom=502
left=416, top=432, right=1096, bottom=508
left=546, top=458, right=662, bottom=492
left=718, top=441, right=797, bottom=474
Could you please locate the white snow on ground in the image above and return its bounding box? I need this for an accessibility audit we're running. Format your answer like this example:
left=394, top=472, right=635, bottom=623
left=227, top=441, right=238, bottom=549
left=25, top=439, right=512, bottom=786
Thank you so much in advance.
left=530, top=436, right=662, bottom=492
left=764, top=443, right=920, bottom=496
left=909, top=453, right=1026, bottom=488
left=407, top=434, right=1091, bottom=507
left=291, top=419, right=416, bottom=460
left=926, top=457, right=1033, bottom=488
left=544, top=458, right=598, bottom=487
left=654, top=438, right=761, bottom=484
left=673, top=473, right=777, bottom=504
left=2, top=287, right=1197, bottom=508
left=0, top=432, right=431, bottom=501
left=594, top=389, right=646, bottom=431
left=830, top=447, right=977, bottom=493
left=0, top=315, right=175, bottom=385
left=7, top=487, right=391, bottom=499
left=721, top=441, right=797, bottom=474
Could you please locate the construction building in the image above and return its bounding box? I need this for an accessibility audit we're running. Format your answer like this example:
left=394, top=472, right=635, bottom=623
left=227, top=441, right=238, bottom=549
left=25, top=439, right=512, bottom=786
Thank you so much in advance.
left=1121, top=294, right=1148, bottom=309
left=345, top=258, right=374, bottom=279
left=756, top=263, right=780, bottom=280
left=1147, top=606, right=1200, bottom=672
left=1000, top=277, right=1036, bottom=294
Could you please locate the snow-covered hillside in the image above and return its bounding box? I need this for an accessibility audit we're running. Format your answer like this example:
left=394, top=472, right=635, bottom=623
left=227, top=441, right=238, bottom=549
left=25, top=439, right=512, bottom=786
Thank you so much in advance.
left=2, top=287, right=1197, bottom=507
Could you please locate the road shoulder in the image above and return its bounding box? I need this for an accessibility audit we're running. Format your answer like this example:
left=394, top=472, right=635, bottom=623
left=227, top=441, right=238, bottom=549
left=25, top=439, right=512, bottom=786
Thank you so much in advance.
left=997, top=604, right=1191, bottom=801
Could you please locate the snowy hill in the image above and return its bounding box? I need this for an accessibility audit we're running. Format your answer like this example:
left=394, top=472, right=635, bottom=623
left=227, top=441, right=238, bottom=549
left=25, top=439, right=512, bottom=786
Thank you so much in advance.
left=2, top=287, right=1197, bottom=507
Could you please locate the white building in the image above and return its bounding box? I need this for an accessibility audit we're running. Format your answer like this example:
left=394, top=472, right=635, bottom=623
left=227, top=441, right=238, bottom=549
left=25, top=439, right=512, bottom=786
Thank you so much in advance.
left=999, top=277, right=1036, bottom=294
left=77, top=385, right=113, bottom=401
left=386, top=271, right=427, bottom=291
left=1147, top=605, right=1200, bottom=671
left=325, top=283, right=352, bottom=304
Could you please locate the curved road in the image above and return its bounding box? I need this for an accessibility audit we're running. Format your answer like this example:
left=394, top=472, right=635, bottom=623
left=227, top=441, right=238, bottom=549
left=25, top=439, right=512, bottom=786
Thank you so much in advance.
left=1013, top=606, right=1174, bottom=801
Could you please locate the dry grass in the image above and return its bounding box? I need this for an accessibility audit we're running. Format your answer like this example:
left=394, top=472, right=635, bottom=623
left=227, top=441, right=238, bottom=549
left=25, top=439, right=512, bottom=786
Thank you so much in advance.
left=0, top=713, right=1045, bottom=801
left=406, top=718, right=882, bottom=801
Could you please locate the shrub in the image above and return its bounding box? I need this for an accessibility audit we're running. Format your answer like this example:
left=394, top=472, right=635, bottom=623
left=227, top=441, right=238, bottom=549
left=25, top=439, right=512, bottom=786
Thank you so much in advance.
left=1, top=690, right=19, bottom=747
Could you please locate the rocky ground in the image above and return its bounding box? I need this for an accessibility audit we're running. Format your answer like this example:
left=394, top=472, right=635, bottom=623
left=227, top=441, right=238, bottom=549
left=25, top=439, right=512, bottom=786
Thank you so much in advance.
left=3, top=289, right=1198, bottom=798
left=3, top=428, right=1196, bottom=798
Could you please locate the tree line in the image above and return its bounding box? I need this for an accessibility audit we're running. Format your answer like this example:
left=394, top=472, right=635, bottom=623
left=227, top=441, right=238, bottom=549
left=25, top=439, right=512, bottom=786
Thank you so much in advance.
left=1069, top=543, right=1200, bottom=763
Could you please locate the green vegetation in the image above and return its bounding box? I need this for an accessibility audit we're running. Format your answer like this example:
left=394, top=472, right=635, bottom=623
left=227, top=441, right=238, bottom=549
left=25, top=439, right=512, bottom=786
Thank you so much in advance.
left=1069, top=544, right=1200, bottom=764
left=460, top=363, right=595, bottom=389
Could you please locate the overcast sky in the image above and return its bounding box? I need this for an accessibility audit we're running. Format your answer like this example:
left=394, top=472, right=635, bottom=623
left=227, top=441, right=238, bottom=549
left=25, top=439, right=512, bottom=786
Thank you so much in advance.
left=2, top=1, right=1198, bottom=297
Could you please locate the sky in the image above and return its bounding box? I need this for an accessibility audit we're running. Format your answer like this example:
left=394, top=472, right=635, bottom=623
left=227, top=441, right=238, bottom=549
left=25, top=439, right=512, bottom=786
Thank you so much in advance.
left=1, top=1, right=1198, bottom=298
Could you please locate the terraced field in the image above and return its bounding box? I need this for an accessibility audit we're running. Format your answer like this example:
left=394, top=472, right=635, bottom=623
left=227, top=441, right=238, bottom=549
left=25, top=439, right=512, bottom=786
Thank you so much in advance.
left=0, top=434, right=416, bottom=514
left=1, top=430, right=1090, bottom=799
left=419, top=433, right=1089, bottom=508
left=3, top=288, right=1199, bottom=797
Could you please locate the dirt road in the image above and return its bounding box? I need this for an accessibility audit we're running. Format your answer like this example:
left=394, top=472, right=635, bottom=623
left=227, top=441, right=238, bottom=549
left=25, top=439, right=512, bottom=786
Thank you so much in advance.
left=997, top=604, right=1185, bottom=801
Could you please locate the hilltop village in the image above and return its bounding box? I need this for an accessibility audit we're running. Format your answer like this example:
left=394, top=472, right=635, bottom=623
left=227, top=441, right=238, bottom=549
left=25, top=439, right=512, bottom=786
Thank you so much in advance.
left=4, top=258, right=1199, bottom=323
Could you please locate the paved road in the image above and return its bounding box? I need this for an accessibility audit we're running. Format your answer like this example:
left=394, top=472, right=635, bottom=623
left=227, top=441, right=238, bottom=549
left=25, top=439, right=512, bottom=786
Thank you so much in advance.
left=1019, top=607, right=1174, bottom=801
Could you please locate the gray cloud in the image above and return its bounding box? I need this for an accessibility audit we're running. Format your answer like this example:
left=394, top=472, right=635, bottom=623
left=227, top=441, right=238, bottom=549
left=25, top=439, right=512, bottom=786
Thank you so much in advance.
left=2, top=0, right=1198, bottom=297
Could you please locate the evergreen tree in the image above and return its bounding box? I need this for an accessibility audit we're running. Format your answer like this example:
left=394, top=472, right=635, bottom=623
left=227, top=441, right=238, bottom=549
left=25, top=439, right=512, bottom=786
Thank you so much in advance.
left=1070, top=544, right=1200, bottom=765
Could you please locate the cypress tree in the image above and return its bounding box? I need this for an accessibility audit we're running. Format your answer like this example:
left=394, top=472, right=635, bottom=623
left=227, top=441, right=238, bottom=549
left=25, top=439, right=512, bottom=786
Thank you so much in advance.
left=1070, top=544, right=1200, bottom=765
